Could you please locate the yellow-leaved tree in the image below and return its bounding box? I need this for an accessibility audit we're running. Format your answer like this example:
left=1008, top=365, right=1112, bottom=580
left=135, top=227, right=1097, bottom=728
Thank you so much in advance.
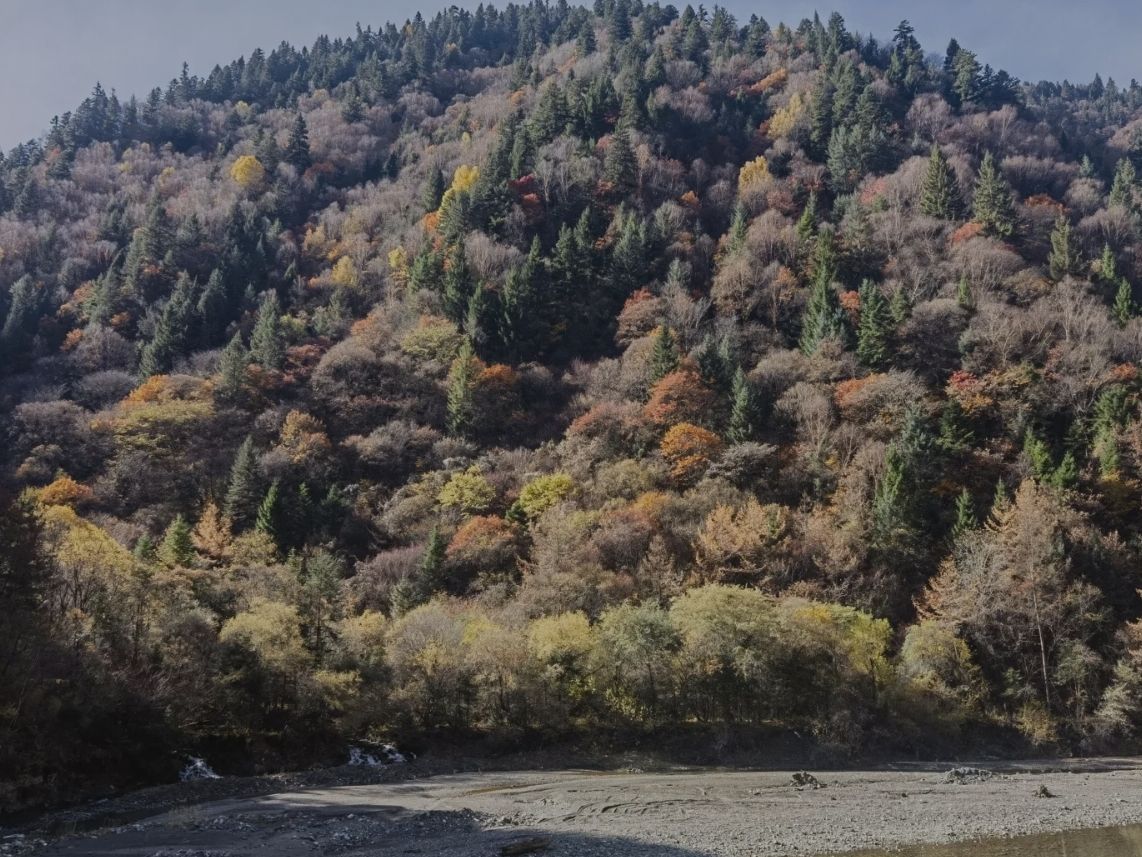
left=230, top=154, right=267, bottom=189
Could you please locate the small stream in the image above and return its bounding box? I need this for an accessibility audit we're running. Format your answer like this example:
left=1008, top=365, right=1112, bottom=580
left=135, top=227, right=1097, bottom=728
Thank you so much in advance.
left=845, top=823, right=1142, bottom=856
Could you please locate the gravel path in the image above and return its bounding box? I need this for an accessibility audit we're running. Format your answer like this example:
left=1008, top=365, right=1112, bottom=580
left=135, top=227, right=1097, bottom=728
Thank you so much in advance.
left=18, top=759, right=1142, bottom=856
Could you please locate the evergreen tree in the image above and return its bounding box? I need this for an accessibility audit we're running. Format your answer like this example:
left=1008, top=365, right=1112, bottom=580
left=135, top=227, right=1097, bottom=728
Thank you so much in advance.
left=446, top=340, right=477, bottom=437
left=217, top=332, right=249, bottom=399
left=255, top=481, right=283, bottom=544
left=158, top=515, right=195, bottom=567
left=1113, top=277, right=1135, bottom=325
left=442, top=243, right=473, bottom=324
left=972, top=151, right=1016, bottom=237
left=197, top=269, right=229, bottom=346
left=422, top=166, right=446, bottom=212
left=1100, top=243, right=1119, bottom=284
left=856, top=279, right=891, bottom=369
left=0, top=275, right=42, bottom=362
left=648, top=324, right=679, bottom=383
left=285, top=113, right=312, bottom=172
left=1048, top=215, right=1078, bottom=280
left=727, top=368, right=762, bottom=443
left=951, top=488, right=977, bottom=539
left=1109, top=158, right=1137, bottom=210
left=249, top=291, right=284, bottom=370
left=920, top=144, right=959, bottom=220
left=956, top=276, right=974, bottom=310
left=603, top=129, right=637, bottom=188
left=795, top=191, right=818, bottom=251
left=139, top=273, right=196, bottom=377
left=799, top=231, right=847, bottom=355
left=224, top=436, right=261, bottom=528
left=1051, top=451, right=1079, bottom=490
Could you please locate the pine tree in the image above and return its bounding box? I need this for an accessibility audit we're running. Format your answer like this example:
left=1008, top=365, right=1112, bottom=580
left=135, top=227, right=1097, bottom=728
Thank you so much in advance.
left=1023, top=429, right=1054, bottom=480
left=419, top=525, right=449, bottom=596
left=951, top=488, right=977, bottom=539
left=197, top=269, right=229, bottom=346
left=255, top=481, right=283, bottom=544
left=446, top=340, right=477, bottom=437
left=1109, top=158, right=1137, bottom=209
left=799, top=231, right=847, bottom=355
left=0, top=275, right=42, bottom=361
left=920, top=144, right=959, bottom=219
left=1051, top=451, right=1079, bottom=490
left=442, top=243, right=473, bottom=324
left=972, top=152, right=1016, bottom=237
left=139, top=273, right=196, bottom=377
left=648, top=325, right=679, bottom=383
left=158, top=515, right=195, bottom=567
left=249, top=291, right=283, bottom=370
left=217, top=332, right=248, bottom=399
left=727, top=368, right=761, bottom=443
left=224, top=436, right=261, bottom=528
left=603, top=129, right=637, bottom=188
left=1048, top=215, right=1077, bottom=281
left=856, top=279, right=891, bottom=369
left=422, top=166, right=446, bottom=212
left=870, top=444, right=910, bottom=548
left=285, top=113, right=312, bottom=172
left=1113, top=277, right=1135, bottom=325
left=799, top=190, right=817, bottom=247
left=1100, top=244, right=1119, bottom=284
left=956, top=276, right=974, bottom=310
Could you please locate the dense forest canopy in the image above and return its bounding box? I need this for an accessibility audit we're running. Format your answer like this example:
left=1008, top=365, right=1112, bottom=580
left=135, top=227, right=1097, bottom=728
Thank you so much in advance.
left=6, top=0, right=1142, bottom=813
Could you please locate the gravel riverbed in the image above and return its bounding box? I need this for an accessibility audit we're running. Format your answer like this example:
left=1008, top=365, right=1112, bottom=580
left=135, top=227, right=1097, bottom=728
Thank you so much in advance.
left=12, top=758, right=1142, bottom=857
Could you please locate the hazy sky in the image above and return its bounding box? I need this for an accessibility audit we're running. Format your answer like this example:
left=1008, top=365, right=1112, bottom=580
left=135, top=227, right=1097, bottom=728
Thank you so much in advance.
left=2, top=0, right=1140, bottom=149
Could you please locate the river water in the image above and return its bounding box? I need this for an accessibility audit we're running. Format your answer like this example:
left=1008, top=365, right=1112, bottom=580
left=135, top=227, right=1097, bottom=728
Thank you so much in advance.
left=845, top=824, right=1142, bottom=856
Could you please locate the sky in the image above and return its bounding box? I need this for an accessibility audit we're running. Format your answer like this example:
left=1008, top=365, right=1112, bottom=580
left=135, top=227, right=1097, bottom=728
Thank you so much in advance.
left=1, top=0, right=1140, bottom=149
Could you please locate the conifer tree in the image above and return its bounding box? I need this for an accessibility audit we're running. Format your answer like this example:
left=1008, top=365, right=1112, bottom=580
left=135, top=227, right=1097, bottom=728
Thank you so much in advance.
left=920, top=144, right=959, bottom=220
left=956, top=276, right=974, bottom=310
left=727, top=367, right=761, bottom=443
left=1100, top=244, right=1119, bottom=284
left=442, top=243, right=473, bottom=324
left=603, top=129, right=637, bottom=188
left=255, top=481, right=283, bottom=544
left=1048, top=215, right=1077, bottom=281
left=249, top=291, right=284, bottom=370
left=972, top=152, right=1016, bottom=237
left=422, top=166, right=446, bottom=212
left=217, top=333, right=249, bottom=399
left=285, top=113, right=312, bottom=172
left=1113, top=277, right=1135, bottom=325
left=1109, top=158, right=1137, bottom=209
left=856, top=279, right=891, bottom=369
left=158, top=515, right=195, bottom=567
left=139, top=273, right=196, bottom=377
left=951, top=488, right=977, bottom=540
left=648, top=324, right=679, bottom=383
left=197, top=269, right=229, bottom=346
left=446, top=340, right=477, bottom=437
left=799, top=231, right=847, bottom=355
left=224, top=436, right=261, bottom=528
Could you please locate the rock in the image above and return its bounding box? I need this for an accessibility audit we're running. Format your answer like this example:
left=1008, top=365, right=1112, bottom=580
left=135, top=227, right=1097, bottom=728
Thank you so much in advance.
left=944, top=767, right=994, bottom=784
left=500, top=837, right=551, bottom=855
left=790, top=771, right=825, bottom=790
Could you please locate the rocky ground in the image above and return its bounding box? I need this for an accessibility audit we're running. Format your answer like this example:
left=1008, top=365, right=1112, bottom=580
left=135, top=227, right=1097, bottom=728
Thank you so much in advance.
left=5, top=759, right=1142, bottom=856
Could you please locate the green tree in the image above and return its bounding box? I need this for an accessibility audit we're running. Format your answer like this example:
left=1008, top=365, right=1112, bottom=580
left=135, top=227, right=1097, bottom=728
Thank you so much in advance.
left=920, top=144, right=959, bottom=220
left=139, top=273, right=197, bottom=377
left=285, top=113, right=312, bottom=172
left=225, top=436, right=262, bottom=528
left=158, top=515, right=195, bottom=567
left=972, top=152, right=1016, bottom=237
left=648, top=325, right=679, bottom=383
left=856, top=279, right=891, bottom=369
left=197, top=269, right=229, bottom=346
left=250, top=291, right=284, bottom=370
left=1109, top=158, right=1137, bottom=210
left=951, top=488, right=977, bottom=540
left=799, top=231, right=847, bottom=355
left=422, top=166, right=446, bottom=212
left=255, top=481, right=283, bottom=544
left=727, top=368, right=762, bottom=443
left=955, top=276, right=974, bottom=310
left=1114, top=277, right=1136, bottom=325
left=1048, top=215, right=1078, bottom=281
left=446, top=340, right=477, bottom=437
left=217, top=332, right=249, bottom=399
left=603, top=129, right=637, bottom=188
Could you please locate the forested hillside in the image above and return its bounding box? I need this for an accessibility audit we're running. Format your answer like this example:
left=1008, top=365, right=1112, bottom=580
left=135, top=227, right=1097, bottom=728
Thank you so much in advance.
left=6, top=0, right=1142, bottom=812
